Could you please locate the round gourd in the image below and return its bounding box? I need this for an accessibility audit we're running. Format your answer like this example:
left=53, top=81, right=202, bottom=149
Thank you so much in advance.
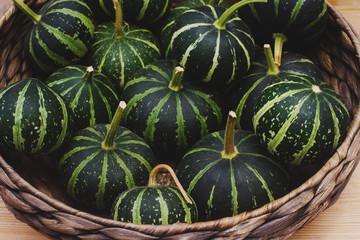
left=89, top=0, right=161, bottom=91
left=46, top=65, right=120, bottom=132
left=225, top=44, right=323, bottom=131
left=0, top=78, right=73, bottom=154
left=169, top=0, right=265, bottom=86
left=120, top=59, right=223, bottom=161
left=58, top=102, right=158, bottom=210
left=238, top=0, right=328, bottom=66
left=159, top=0, right=231, bottom=57
left=13, top=0, right=95, bottom=74
left=176, top=111, right=289, bottom=221
left=111, top=164, right=198, bottom=224
left=253, top=74, right=351, bottom=166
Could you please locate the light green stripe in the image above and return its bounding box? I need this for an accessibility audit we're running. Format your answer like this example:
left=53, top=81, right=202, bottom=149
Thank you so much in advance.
left=175, top=94, right=187, bottom=151
left=206, top=185, right=216, bottom=220
left=300, top=1, right=327, bottom=32
left=95, top=151, right=109, bottom=209
left=182, top=147, right=219, bottom=158
left=156, top=188, right=169, bottom=224
left=132, top=188, right=147, bottom=224
left=112, top=189, right=129, bottom=220
left=323, top=97, right=341, bottom=151
left=182, top=94, right=208, bottom=137
left=96, top=40, right=116, bottom=72
left=143, top=92, right=172, bottom=142
left=136, top=0, right=150, bottom=21
left=229, top=159, right=239, bottom=216
left=204, top=29, right=221, bottom=83
left=32, top=85, right=48, bottom=153
left=267, top=94, right=311, bottom=155
left=70, top=82, right=86, bottom=111
left=113, top=151, right=136, bottom=189
left=88, top=86, right=96, bottom=126
left=287, top=0, right=305, bottom=27
left=58, top=145, right=97, bottom=168
left=127, top=35, right=161, bottom=54
left=229, top=28, right=253, bottom=72
left=169, top=187, right=193, bottom=223
left=118, top=148, right=154, bottom=173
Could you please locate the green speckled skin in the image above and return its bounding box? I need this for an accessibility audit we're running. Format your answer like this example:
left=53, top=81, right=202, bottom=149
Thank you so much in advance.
left=120, top=59, right=223, bottom=161
left=225, top=50, right=324, bottom=131
left=111, top=186, right=198, bottom=224
left=0, top=78, right=74, bottom=154
left=25, top=0, right=94, bottom=73
left=89, top=22, right=161, bottom=92
left=46, top=65, right=120, bottom=132
left=253, top=75, right=351, bottom=166
left=176, top=129, right=289, bottom=221
left=58, top=124, right=158, bottom=210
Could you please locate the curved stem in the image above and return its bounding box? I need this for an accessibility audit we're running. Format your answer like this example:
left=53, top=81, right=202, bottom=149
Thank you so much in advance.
left=213, top=0, right=267, bottom=29
left=13, top=0, right=41, bottom=24
left=273, top=33, right=287, bottom=67
left=83, top=66, right=94, bottom=82
left=168, top=66, right=184, bottom=92
left=102, top=101, right=126, bottom=150
left=148, top=164, right=193, bottom=204
left=222, top=111, right=238, bottom=159
left=264, top=44, right=279, bottom=75
left=112, top=0, right=124, bottom=39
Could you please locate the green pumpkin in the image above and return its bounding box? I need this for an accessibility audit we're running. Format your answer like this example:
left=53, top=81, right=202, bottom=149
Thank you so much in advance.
left=89, top=0, right=161, bottom=91
left=111, top=164, right=198, bottom=224
left=176, top=111, right=289, bottom=221
left=46, top=65, right=120, bottom=132
left=58, top=102, right=158, bottom=210
left=169, top=0, right=265, bottom=86
left=13, top=0, right=95, bottom=74
left=120, top=59, right=223, bottom=161
left=0, top=78, right=73, bottom=154
left=225, top=44, right=324, bottom=131
left=253, top=74, right=351, bottom=166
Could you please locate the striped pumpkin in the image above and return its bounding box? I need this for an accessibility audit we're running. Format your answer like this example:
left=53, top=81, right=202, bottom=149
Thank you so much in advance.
left=0, top=78, right=73, bottom=154
left=253, top=75, right=351, bottom=166
left=176, top=111, right=289, bottom=221
left=237, top=0, right=328, bottom=66
left=159, top=0, right=231, bottom=57
left=13, top=0, right=95, bottom=74
left=225, top=44, right=323, bottom=131
left=120, top=59, right=223, bottom=161
left=89, top=0, right=161, bottom=91
left=111, top=164, right=198, bottom=224
left=58, top=102, right=158, bottom=210
left=169, top=0, right=264, bottom=86
left=45, top=65, right=120, bottom=132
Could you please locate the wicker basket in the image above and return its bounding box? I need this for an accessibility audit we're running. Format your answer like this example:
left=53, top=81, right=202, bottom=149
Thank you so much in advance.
left=1, top=0, right=360, bottom=239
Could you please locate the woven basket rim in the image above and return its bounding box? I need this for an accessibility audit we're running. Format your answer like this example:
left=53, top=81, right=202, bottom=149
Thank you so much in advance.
left=1, top=0, right=360, bottom=236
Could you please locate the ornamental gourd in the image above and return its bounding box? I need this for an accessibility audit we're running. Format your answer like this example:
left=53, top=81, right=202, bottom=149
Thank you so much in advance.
left=111, top=164, right=198, bottom=224
left=238, top=0, right=328, bottom=67
left=120, top=59, right=223, bottom=161
left=225, top=44, right=323, bottom=131
left=58, top=101, right=157, bottom=210
left=46, top=65, right=120, bottom=132
left=169, top=0, right=266, bottom=86
left=176, top=111, right=289, bottom=221
left=89, top=0, right=161, bottom=91
left=253, top=74, right=351, bottom=166
left=13, top=0, right=95, bottom=74
left=0, top=78, right=73, bottom=154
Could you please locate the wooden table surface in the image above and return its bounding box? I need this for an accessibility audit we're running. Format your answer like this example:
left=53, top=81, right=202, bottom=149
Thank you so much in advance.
left=1, top=0, right=360, bottom=239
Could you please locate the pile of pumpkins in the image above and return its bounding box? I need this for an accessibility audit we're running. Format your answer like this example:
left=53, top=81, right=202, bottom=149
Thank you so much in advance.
left=0, top=0, right=352, bottom=224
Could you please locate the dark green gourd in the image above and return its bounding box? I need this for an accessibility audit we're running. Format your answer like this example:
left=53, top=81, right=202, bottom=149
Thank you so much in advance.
left=226, top=44, right=323, bottom=131
left=0, top=78, right=73, bottom=154
left=159, top=0, right=231, bottom=57
left=111, top=164, right=198, bottom=224
left=120, top=59, right=223, bottom=162
left=176, top=111, right=289, bottom=221
left=13, top=0, right=95, bottom=74
left=89, top=0, right=161, bottom=91
left=169, top=0, right=266, bottom=86
left=58, top=101, right=157, bottom=210
left=237, top=0, right=328, bottom=66
left=46, top=65, right=120, bottom=132
left=253, top=74, right=351, bottom=166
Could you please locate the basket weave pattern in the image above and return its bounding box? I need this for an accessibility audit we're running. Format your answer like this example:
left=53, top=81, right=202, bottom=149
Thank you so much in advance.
left=1, top=0, right=360, bottom=239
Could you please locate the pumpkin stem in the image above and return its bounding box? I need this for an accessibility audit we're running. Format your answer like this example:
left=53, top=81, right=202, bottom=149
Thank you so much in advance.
left=148, top=164, right=193, bottom=204
left=213, top=0, right=267, bottom=29
left=12, top=0, right=41, bottom=24
left=83, top=66, right=94, bottom=82
left=102, top=101, right=126, bottom=150
left=264, top=44, right=279, bottom=75
left=222, top=111, right=239, bottom=159
left=168, top=66, right=184, bottom=92
left=112, top=0, right=124, bottom=39
left=273, top=33, right=287, bottom=67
